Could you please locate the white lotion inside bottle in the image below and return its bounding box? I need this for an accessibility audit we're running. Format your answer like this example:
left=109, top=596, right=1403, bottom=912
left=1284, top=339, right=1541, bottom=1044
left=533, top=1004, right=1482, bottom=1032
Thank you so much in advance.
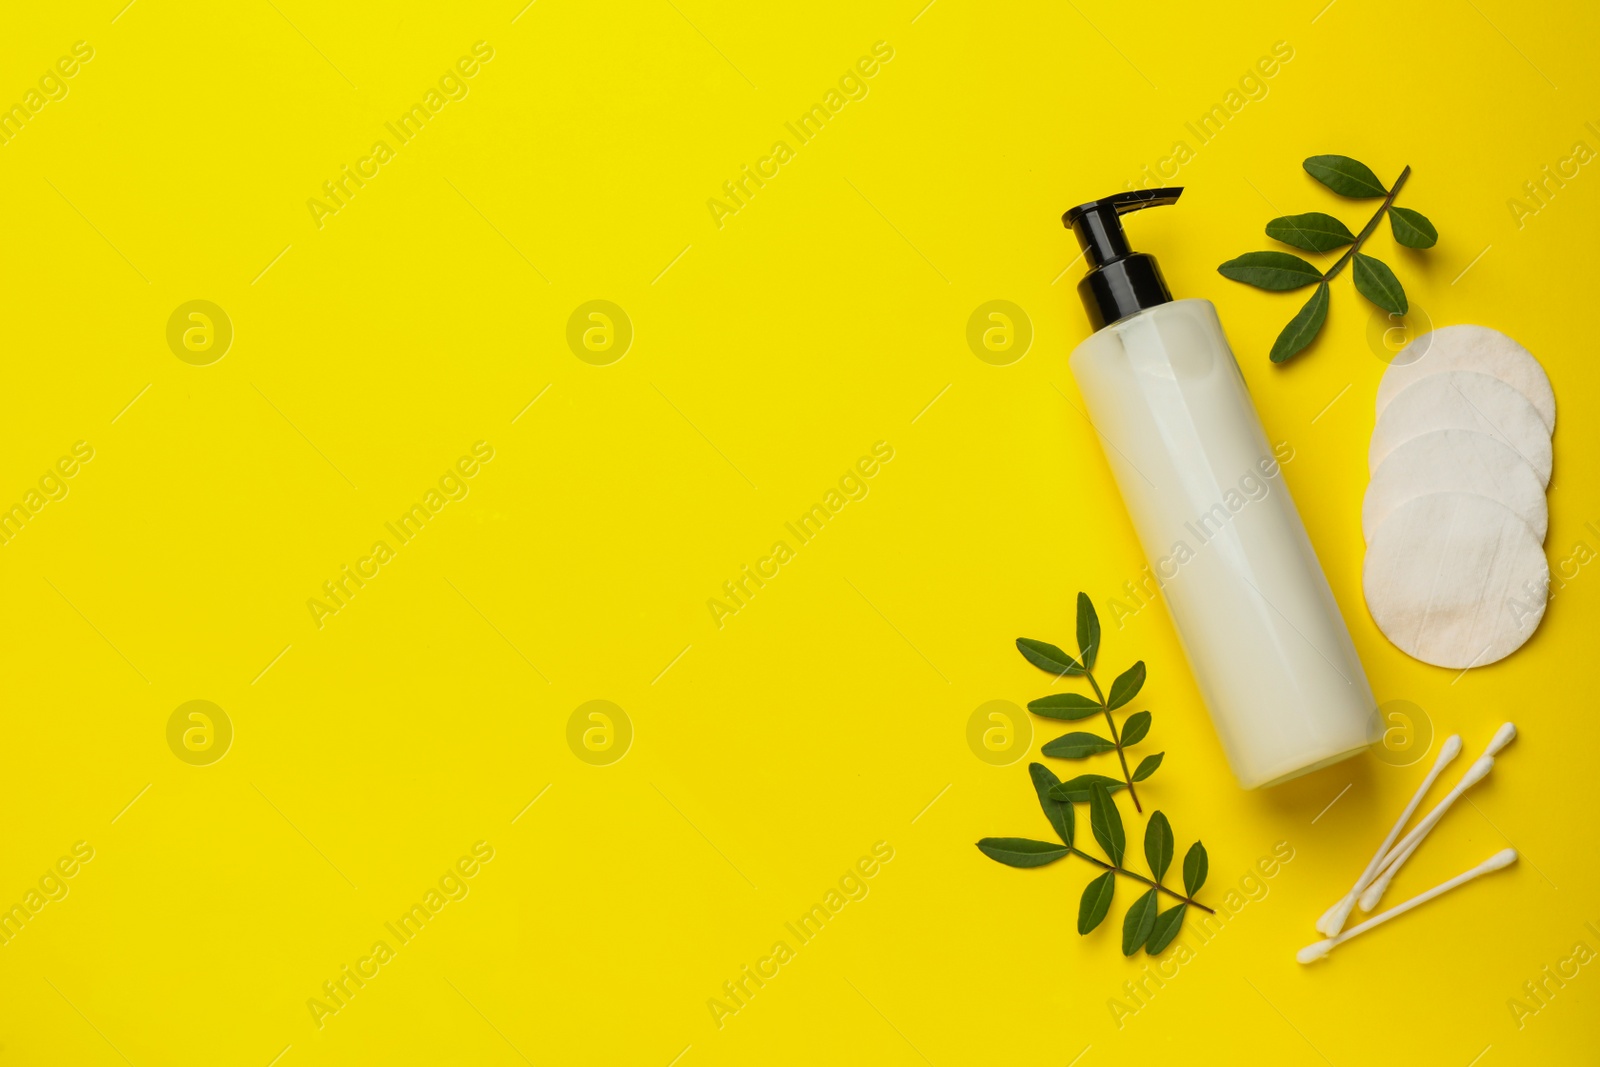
left=1063, top=189, right=1375, bottom=788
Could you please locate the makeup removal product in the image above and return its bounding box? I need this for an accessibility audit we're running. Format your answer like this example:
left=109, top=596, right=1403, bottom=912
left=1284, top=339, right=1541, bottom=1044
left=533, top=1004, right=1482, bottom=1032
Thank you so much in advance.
left=1299, top=848, right=1518, bottom=965
left=1364, top=494, right=1548, bottom=668
left=1363, top=326, right=1554, bottom=669
left=1316, top=734, right=1462, bottom=937
left=1063, top=188, right=1376, bottom=789
left=1305, top=723, right=1519, bottom=963
left=1370, top=370, right=1551, bottom=485
left=1362, top=430, right=1547, bottom=544
left=1357, top=722, right=1516, bottom=912
left=1376, top=325, right=1554, bottom=432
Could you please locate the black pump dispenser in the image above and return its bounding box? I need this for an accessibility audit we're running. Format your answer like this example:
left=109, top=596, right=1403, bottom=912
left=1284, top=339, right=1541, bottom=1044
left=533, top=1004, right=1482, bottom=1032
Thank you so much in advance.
left=1063, top=188, right=1183, bottom=330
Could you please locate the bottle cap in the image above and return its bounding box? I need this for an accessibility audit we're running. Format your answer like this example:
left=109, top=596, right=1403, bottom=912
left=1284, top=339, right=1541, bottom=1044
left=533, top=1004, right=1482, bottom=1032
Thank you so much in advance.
left=1063, top=188, right=1182, bottom=330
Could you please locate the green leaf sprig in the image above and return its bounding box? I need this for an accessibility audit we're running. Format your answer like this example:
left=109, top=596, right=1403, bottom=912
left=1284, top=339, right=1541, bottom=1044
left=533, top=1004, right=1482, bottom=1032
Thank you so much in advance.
left=976, top=770, right=1213, bottom=956
left=980, top=591, right=1215, bottom=956
left=1218, top=155, right=1438, bottom=364
left=1016, top=593, right=1159, bottom=813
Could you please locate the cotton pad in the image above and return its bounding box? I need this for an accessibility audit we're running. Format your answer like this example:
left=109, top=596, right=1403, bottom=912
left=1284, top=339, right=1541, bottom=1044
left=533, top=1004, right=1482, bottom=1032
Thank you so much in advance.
left=1363, top=429, right=1547, bottom=544
left=1369, top=371, right=1552, bottom=486
left=1363, top=492, right=1549, bottom=669
left=1377, top=325, right=1555, bottom=433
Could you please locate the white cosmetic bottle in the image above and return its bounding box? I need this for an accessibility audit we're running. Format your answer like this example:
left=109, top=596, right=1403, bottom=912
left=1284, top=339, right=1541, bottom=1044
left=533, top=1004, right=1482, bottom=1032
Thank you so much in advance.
left=1063, top=188, right=1376, bottom=788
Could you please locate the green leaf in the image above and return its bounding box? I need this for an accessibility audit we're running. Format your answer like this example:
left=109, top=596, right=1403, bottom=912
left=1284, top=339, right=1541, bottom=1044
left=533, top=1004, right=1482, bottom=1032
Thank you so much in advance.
left=1265, top=211, right=1355, bottom=253
left=1352, top=252, right=1407, bottom=315
left=1089, top=782, right=1125, bottom=866
left=1120, top=710, right=1151, bottom=746
left=1303, top=154, right=1388, bottom=198
left=1106, top=661, right=1145, bottom=711
left=1078, top=871, right=1116, bottom=934
left=1015, top=638, right=1083, bottom=677
left=1183, top=841, right=1209, bottom=896
left=1049, top=774, right=1127, bottom=803
left=975, top=837, right=1071, bottom=869
left=1131, top=753, right=1164, bottom=781
left=1145, top=903, right=1187, bottom=955
left=1028, top=763, right=1073, bottom=847
left=1122, top=888, right=1160, bottom=956
left=1217, top=251, right=1323, bottom=291
left=1076, top=592, right=1101, bottom=671
left=1042, top=732, right=1116, bottom=759
left=1027, top=693, right=1102, bottom=720
left=1270, top=281, right=1330, bottom=364
left=1389, top=206, right=1438, bottom=248
left=1144, top=811, right=1174, bottom=881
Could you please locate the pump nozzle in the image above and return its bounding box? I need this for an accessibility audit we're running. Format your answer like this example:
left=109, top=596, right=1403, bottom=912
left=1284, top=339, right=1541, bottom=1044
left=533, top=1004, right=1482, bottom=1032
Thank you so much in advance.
left=1063, top=188, right=1183, bottom=329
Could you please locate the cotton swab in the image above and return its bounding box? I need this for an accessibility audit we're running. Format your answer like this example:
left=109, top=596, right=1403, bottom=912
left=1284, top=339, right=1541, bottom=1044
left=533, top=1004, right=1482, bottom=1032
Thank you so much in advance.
left=1357, top=723, right=1516, bottom=912
left=1316, top=734, right=1462, bottom=937
left=1479, top=721, right=1518, bottom=759
left=1299, top=849, right=1517, bottom=964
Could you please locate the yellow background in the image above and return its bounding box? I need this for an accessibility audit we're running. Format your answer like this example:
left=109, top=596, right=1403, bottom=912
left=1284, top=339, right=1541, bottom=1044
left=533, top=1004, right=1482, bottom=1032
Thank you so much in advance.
left=1, top=0, right=1596, bottom=1063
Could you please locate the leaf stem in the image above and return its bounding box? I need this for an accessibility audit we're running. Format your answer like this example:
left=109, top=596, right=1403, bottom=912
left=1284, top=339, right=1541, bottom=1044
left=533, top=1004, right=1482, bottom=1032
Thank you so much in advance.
left=1322, top=165, right=1410, bottom=283
left=1071, top=848, right=1214, bottom=914
left=1085, top=669, right=1142, bottom=812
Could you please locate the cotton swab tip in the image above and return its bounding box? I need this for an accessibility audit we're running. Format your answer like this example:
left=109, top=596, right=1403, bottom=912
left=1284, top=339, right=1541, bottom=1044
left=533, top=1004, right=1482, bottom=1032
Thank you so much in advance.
left=1486, top=722, right=1517, bottom=756
left=1438, top=734, right=1463, bottom=761
left=1297, top=939, right=1336, bottom=964
left=1484, top=847, right=1518, bottom=872
left=1316, top=895, right=1355, bottom=937
left=1460, top=755, right=1495, bottom=788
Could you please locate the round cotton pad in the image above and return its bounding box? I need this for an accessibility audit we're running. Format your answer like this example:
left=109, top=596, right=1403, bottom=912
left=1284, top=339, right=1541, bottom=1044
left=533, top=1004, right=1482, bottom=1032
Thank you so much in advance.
left=1363, top=492, right=1549, bottom=669
left=1370, top=370, right=1552, bottom=486
left=1377, top=325, right=1555, bottom=433
left=1363, top=429, right=1548, bottom=544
